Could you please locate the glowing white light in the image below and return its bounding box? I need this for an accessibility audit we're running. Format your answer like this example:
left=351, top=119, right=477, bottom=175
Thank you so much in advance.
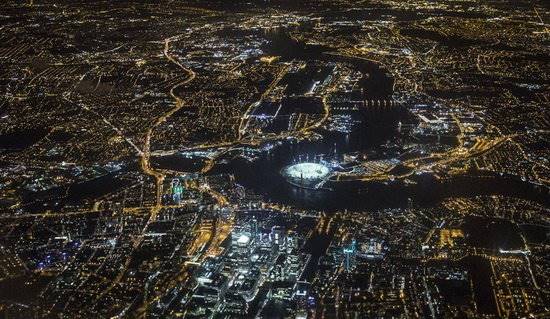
left=237, top=234, right=250, bottom=245
left=283, top=163, right=330, bottom=180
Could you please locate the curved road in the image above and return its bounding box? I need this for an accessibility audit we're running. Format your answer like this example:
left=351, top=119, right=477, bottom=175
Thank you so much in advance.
left=140, top=36, right=196, bottom=221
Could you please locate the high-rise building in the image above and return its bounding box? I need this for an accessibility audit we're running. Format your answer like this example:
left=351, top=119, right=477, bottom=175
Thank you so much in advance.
left=343, top=239, right=357, bottom=272
left=170, top=178, right=184, bottom=204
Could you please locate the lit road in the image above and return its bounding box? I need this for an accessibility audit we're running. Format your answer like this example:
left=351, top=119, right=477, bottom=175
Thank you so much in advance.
left=140, top=35, right=196, bottom=222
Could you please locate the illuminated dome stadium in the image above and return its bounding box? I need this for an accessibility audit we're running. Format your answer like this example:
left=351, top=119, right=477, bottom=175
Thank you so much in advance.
left=281, top=162, right=331, bottom=189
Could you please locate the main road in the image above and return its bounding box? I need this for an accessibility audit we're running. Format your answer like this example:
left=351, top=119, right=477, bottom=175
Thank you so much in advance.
left=140, top=35, right=196, bottom=222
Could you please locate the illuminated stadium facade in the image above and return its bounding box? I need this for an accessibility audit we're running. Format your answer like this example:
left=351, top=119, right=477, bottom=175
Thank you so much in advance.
left=281, top=162, right=331, bottom=189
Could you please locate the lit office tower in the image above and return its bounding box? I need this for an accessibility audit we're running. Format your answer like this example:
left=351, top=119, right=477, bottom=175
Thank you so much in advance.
left=251, top=218, right=259, bottom=240
left=270, top=226, right=286, bottom=249
left=343, top=239, right=357, bottom=272
left=170, top=178, right=184, bottom=204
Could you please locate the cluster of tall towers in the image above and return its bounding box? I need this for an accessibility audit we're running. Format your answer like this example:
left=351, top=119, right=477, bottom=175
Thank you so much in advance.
left=343, top=239, right=357, bottom=272
left=170, top=178, right=185, bottom=204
